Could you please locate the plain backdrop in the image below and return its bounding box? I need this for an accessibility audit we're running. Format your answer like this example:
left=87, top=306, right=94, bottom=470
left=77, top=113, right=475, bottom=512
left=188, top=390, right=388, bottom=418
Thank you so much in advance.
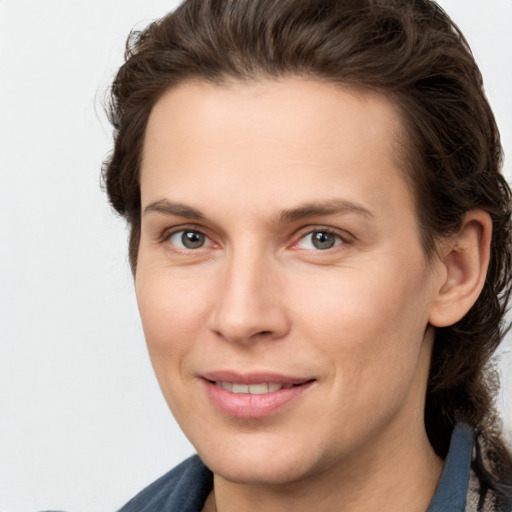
left=0, top=1, right=511, bottom=511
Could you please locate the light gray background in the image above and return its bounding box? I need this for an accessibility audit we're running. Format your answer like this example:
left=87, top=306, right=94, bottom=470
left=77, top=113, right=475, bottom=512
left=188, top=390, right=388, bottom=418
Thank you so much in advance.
left=0, top=1, right=511, bottom=510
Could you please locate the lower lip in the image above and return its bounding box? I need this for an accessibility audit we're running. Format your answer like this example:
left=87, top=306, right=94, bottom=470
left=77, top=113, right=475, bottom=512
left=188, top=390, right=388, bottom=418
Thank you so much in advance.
left=203, top=380, right=315, bottom=419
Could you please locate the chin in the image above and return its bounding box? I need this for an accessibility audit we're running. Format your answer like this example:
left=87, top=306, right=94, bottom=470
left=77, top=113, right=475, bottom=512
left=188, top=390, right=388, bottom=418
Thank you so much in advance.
left=196, top=433, right=324, bottom=486
left=207, top=456, right=309, bottom=486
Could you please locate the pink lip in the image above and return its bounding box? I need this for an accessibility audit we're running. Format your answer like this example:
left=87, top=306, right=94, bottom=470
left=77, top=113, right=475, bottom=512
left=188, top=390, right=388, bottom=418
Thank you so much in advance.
left=201, top=371, right=316, bottom=419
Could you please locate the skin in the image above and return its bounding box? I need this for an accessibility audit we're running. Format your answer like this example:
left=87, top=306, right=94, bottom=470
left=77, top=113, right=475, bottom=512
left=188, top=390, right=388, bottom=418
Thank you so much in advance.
left=136, top=79, right=489, bottom=512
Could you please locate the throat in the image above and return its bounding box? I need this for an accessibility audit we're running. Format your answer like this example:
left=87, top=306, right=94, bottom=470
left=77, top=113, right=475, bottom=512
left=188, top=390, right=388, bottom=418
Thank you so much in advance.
left=201, top=490, right=217, bottom=512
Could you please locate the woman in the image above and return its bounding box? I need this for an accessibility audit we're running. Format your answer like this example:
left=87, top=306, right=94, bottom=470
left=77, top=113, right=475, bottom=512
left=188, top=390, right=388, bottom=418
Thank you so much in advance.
left=103, top=0, right=512, bottom=510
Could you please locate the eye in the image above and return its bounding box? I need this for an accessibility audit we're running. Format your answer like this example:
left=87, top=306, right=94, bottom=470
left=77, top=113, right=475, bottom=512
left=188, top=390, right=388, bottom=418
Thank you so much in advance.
left=168, top=229, right=210, bottom=250
left=296, top=230, right=343, bottom=250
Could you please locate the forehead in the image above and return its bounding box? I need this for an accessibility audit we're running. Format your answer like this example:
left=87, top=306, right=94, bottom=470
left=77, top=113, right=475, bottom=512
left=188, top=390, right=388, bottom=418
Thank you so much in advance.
left=143, top=78, right=405, bottom=161
left=141, top=78, right=413, bottom=219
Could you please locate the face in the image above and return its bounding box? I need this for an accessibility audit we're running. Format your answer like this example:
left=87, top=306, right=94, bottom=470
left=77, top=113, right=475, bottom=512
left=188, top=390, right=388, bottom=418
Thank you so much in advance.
left=137, top=79, right=443, bottom=485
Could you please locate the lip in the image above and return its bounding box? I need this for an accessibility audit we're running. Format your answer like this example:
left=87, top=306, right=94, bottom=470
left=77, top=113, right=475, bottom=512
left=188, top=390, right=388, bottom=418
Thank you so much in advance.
left=201, top=371, right=316, bottom=419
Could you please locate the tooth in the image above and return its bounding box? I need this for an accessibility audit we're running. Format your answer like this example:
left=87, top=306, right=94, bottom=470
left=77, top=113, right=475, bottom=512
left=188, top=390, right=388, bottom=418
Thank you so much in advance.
left=216, top=381, right=290, bottom=394
left=232, top=383, right=250, bottom=394
left=249, top=383, right=269, bottom=394
left=220, top=381, right=233, bottom=392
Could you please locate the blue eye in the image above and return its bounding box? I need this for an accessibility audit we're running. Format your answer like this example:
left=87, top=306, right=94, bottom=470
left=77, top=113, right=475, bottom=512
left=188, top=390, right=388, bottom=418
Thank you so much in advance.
left=169, top=230, right=208, bottom=249
left=297, top=231, right=343, bottom=250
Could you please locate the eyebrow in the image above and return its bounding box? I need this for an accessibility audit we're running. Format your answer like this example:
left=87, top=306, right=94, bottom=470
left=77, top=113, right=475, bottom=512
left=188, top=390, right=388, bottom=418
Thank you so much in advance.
left=144, top=200, right=205, bottom=220
left=143, top=198, right=373, bottom=222
left=277, top=199, right=374, bottom=223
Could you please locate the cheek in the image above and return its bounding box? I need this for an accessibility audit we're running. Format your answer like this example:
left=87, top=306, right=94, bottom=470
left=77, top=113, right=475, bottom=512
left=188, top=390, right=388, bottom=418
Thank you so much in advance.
left=134, top=269, right=214, bottom=417
left=135, top=268, right=212, bottom=358
left=299, top=272, right=432, bottom=433
left=293, top=261, right=432, bottom=377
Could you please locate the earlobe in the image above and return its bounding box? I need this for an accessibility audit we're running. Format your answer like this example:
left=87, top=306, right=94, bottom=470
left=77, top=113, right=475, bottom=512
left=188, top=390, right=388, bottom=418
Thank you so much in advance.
left=428, top=210, right=492, bottom=328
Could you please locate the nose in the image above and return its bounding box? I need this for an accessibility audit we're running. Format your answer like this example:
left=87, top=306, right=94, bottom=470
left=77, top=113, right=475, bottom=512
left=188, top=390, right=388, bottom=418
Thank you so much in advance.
left=208, top=250, right=290, bottom=344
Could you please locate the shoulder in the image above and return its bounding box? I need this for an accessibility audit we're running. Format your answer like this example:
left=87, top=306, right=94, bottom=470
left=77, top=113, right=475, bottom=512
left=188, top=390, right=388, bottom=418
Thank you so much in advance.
left=117, top=455, right=213, bottom=512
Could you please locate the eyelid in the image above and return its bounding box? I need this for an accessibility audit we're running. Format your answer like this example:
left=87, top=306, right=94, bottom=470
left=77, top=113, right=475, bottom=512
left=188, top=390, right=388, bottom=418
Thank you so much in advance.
left=160, top=225, right=216, bottom=250
left=291, top=226, right=353, bottom=250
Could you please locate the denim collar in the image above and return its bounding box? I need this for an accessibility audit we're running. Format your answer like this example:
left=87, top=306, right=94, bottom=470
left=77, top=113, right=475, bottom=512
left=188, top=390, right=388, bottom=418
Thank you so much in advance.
left=427, top=423, right=474, bottom=512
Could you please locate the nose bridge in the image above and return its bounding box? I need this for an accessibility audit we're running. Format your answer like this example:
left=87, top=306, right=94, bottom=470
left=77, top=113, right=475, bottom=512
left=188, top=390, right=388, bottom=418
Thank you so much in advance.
left=210, top=244, right=288, bottom=343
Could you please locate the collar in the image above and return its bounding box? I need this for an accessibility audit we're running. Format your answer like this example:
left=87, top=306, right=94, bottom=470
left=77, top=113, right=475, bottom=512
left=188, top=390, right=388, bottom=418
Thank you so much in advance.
left=427, top=423, right=474, bottom=512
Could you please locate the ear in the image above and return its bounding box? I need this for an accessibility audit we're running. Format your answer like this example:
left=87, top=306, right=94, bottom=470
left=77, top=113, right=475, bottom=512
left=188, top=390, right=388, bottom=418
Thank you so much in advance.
left=428, top=209, right=492, bottom=328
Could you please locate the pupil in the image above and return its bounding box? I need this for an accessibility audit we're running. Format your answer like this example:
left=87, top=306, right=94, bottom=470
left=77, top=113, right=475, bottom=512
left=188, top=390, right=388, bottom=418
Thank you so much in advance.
left=182, top=231, right=205, bottom=249
left=312, top=232, right=335, bottom=249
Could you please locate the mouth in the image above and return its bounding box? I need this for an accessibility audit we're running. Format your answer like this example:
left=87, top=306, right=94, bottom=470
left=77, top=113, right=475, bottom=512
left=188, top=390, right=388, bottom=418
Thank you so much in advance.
left=213, top=381, right=299, bottom=394
left=201, top=372, right=316, bottom=418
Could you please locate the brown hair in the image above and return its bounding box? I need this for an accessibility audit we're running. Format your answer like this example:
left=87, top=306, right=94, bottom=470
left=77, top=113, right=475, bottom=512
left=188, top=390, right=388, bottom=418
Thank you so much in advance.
left=103, top=0, right=512, bottom=492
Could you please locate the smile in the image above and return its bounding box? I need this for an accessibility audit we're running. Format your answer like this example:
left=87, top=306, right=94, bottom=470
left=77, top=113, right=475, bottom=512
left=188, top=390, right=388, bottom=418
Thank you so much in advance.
left=202, top=373, right=316, bottom=418
left=214, top=382, right=295, bottom=394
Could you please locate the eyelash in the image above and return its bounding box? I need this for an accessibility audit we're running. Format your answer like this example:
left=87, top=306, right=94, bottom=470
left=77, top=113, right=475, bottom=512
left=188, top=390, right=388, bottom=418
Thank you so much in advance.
left=292, top=228, right=348, bottom=251
left=160, top=226, right=351, bottom=253
left=161, top=226, right=215, bottom=252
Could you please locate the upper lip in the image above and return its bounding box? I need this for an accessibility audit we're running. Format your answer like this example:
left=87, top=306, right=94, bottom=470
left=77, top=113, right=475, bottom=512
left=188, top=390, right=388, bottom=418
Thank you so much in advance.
left=201, top=370, right=314, bottom=385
